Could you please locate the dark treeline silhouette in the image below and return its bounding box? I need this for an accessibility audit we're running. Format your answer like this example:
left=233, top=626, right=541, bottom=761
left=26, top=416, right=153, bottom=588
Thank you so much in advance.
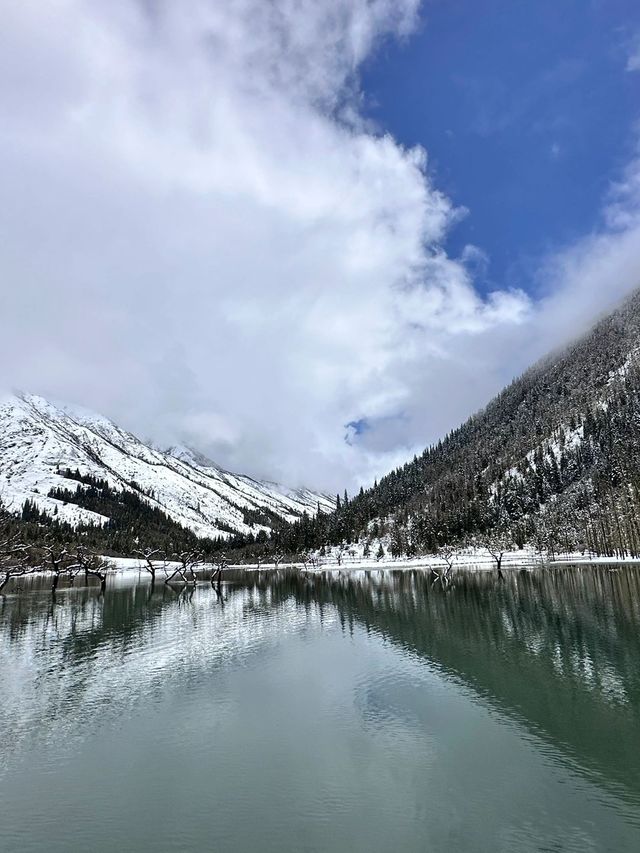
left=45, top=469, right=225, bottom=554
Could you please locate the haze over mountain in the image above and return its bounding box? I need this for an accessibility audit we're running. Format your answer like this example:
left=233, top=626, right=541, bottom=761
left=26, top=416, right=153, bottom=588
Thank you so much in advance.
left=267, top=287, right=640, bottom=560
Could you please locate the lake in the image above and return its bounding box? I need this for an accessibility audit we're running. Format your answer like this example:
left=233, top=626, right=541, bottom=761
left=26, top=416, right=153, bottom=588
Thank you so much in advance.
left=1, top=566, right=640, bottom=852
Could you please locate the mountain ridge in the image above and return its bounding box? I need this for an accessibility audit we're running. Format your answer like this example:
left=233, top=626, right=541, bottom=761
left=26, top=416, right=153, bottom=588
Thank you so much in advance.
left=0, top=393, right=334, bottom=540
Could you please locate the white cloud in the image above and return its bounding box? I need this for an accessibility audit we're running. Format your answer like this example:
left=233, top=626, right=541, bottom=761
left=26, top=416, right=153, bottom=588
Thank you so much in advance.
left=0, top=1, right=639, bottom=493
left=627, top=35, right=640, bottom=72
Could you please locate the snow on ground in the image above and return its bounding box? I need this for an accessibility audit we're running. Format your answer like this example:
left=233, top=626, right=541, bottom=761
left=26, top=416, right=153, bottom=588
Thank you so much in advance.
left=100, top=548, right=640, bottom=578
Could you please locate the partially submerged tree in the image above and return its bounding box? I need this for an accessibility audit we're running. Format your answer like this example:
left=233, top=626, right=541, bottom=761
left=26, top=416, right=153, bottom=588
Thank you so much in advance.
left=135, top=548, right=167, bottom=584
left=42, top=542, right=73, bottom=593
left=166, top=550, right=203, bottom=586
left=0, top=510, right=32, bottom=594
left=69, top=547, right=110, bottom=593
left=211, top=553, right=228, bottom=588
left=478, top=529, right=513, bottom=580
left=432, top=543, right=457, bottom=586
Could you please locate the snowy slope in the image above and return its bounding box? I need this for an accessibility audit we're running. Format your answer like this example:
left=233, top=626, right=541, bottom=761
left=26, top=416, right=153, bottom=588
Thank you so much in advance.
left=0, top=394, right=334, bottom=538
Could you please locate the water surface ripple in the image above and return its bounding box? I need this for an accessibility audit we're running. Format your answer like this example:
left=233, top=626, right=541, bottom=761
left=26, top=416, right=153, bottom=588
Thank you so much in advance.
left=1, top=566, right=640, bottom=852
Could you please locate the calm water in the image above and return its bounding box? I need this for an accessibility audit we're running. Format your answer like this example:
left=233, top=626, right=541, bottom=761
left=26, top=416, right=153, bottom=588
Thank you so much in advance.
left=1, top=566, right=640, bottom=852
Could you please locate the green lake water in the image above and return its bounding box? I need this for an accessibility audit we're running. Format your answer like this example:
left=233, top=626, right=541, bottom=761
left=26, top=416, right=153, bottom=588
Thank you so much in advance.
left=1, top=566, right=639, bottom=852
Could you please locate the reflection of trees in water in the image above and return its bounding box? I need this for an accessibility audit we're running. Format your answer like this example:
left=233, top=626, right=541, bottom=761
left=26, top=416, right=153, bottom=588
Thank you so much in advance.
left=2, top=566, right=640, bottom=802
left=244, top=567, right=640, bottom=804
left=258, top=567, right=640, bottom=709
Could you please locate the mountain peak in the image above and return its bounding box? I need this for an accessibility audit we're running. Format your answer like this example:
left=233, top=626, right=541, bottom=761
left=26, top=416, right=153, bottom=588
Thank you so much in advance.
left=164, top=444, right=222, bottom=471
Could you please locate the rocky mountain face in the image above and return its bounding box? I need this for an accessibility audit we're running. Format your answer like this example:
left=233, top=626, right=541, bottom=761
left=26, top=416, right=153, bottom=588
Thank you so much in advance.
left=0, top=394, right=334, bottom=540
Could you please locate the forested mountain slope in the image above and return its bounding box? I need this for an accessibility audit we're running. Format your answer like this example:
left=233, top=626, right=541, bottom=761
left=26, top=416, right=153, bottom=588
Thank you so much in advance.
left=271, top=288, right=640, bottom=558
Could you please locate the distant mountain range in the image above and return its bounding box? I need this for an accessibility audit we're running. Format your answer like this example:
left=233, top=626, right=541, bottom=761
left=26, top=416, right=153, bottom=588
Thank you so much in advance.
left=0, top=394, right=334, bottom=540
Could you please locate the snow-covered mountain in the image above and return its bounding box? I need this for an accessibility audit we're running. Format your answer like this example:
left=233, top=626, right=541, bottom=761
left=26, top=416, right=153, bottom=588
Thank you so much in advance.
left=0, top=394, right=334, bottom=538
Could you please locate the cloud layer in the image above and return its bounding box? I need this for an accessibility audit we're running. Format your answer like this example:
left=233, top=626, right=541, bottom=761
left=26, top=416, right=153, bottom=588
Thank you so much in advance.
left=1, top=1, right=639, bottom=491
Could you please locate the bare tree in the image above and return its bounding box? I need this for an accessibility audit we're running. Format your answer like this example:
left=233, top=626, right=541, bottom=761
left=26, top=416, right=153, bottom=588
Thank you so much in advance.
left=42, top=543, right=73, bottom=593
left=165, top=550, right=203, bottom=586
left=300, top=551, right=319, bottom=572
left=70, top=548, right=110, bottom=593
left=0, top=514, right=32, bottom=594
left=135, top=548, right=167, bottom=585
left=480, top=530, right=513, bottom=580
left=211, top=553, right=227, bottom=588
left=432, top=543, right=456, bottom=586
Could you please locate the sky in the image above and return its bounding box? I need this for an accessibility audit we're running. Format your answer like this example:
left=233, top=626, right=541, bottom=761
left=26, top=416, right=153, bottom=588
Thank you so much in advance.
left=1, top=0, right=639, bottom=493
left=364, top=0, right=640, bottom=292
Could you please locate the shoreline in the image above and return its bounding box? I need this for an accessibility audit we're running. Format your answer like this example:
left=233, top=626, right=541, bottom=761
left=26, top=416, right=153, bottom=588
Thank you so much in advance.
left=8, top=551, right=640, bottom=586
left=105, top=550, right=640, bottom=576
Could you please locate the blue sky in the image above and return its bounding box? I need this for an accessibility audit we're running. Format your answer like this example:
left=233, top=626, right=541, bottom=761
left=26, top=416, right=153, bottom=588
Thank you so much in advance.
left=363, top=0, right=640, bottom=296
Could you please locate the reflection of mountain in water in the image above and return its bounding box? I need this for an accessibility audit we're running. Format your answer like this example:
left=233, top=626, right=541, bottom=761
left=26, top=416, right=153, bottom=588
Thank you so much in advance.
left=265, top=566, right=640, bottom=803
left=2, top=566, right=640, bottom=805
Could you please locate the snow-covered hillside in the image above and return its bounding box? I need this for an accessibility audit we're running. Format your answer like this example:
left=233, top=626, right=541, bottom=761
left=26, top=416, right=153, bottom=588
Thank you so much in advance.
left=0, top=394, right=334, bottom=538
